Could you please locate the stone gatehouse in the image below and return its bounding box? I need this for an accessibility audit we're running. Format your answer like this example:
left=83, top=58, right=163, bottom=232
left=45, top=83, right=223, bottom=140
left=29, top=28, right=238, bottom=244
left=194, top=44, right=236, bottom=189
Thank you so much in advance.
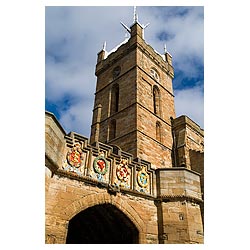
left=45, top=13, right=204, bottom=244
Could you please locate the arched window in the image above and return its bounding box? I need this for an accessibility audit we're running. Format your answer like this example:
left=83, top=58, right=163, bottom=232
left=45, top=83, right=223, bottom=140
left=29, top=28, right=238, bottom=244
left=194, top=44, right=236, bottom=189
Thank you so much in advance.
left=153, top=85, right=161, bottom=116
left=109, top=119, right=116, bottom=140
left=110, top=84, right=119, bottom=115
left=156, top=121, right=162, bottom=142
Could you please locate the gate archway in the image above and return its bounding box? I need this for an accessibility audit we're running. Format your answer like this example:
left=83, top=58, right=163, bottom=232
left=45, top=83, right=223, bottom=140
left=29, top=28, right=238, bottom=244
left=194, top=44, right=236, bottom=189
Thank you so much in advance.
left=66, top=203, right=139, bottom=244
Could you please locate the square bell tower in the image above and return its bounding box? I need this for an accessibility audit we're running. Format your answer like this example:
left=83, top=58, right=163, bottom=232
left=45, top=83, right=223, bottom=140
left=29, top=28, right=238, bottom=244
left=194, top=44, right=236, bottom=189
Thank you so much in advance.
left=90, top=15, right=176, bottom=169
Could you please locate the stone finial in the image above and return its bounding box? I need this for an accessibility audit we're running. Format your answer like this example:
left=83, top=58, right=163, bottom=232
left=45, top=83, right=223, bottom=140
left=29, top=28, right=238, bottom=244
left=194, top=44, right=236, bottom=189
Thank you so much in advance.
left=164, top=43, right=167, bottom=53
left=133, top=6, right=138, bottom=23
left=102, top=41, right=107, bottom=51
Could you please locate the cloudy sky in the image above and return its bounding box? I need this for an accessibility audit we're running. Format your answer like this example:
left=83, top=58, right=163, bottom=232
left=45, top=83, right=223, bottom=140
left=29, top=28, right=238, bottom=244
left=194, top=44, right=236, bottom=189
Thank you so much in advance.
left=45, top=6, right=204, bottom=137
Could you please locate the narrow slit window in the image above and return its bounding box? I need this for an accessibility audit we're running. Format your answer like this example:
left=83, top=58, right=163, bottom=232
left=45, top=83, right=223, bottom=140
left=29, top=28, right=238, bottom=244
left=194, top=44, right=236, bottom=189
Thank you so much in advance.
left=153, top=85, right=160, bottom=116
left=111, top=84, right=119, bottom=115
left=156, top=122, right=162, bottom=142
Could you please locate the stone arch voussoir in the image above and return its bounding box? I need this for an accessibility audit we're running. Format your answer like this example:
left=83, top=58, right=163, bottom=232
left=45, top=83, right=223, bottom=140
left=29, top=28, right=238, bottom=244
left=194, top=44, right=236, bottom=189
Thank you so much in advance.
left=64, top=192, right=146, bottom=237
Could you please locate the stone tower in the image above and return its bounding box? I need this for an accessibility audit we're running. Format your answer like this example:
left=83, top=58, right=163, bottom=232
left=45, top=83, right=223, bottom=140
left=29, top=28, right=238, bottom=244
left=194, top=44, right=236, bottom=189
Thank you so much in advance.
left=90, top=18, right=176, bottom=169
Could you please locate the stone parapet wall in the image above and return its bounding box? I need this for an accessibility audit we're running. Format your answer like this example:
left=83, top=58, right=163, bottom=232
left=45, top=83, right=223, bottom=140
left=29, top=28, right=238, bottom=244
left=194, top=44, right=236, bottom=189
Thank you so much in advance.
left=172, top=115, right=204, bottom=171
left=156, top=168, right=202, bottom=202
left=45, top=112, right=66, bottom=172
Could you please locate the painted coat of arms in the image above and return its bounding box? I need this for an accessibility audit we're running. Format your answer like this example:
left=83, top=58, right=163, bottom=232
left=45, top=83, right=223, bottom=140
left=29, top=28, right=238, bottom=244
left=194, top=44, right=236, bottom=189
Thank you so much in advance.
left=63, top=142, right=84, bottom=176
left=137, top=166, right=149, bottom=188
left=116, top=159, right=130, bottom=182
left=93, top=152, right=108, bottom=175
left=115, top=158, right=130, bottom=188
left=67, top=142, right=84, bottom=168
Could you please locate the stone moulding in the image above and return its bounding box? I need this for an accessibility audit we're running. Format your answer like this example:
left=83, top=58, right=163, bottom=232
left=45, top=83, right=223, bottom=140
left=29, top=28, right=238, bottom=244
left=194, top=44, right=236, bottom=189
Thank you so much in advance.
left=51, top=167, right=156, bottom=200
left=55, top=168, right=107, bottom=188
left=155, top=166, right=201, bottom=175
left=157, top=194, right=203, bottom=204
left=49, top=165, right=203, bottom=205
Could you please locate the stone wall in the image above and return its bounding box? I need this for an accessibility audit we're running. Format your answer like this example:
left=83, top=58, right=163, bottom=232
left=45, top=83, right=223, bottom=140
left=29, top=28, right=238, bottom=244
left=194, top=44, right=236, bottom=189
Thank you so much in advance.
left=172, top=115, right=204, bottom=170
left=45, top=172, right=158, bottom=243
left=156, top=168, right=204, bottom=243
left=45, top=112, right=66, bottom=172
left=171, top=116, right=204, bottom=229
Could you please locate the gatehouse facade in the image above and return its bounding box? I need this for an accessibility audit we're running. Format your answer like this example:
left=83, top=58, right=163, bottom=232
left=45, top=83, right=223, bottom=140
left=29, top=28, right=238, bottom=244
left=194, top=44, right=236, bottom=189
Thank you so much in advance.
left=45, top=14, right=204, bottom=244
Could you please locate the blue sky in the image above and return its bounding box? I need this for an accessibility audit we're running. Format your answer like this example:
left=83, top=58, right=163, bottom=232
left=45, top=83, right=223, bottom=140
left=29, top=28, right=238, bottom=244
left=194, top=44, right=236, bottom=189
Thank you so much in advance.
left=45, top=6, right=204, bottom=136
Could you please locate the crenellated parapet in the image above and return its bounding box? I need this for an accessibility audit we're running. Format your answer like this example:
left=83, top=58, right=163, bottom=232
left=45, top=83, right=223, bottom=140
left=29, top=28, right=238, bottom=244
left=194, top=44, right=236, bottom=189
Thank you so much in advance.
left=46, top=111, right=156, bottom=198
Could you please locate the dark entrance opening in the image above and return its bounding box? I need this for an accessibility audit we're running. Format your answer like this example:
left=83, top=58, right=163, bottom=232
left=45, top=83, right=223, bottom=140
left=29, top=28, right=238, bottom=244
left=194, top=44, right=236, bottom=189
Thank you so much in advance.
left=66, top=203, right=139, bottom=244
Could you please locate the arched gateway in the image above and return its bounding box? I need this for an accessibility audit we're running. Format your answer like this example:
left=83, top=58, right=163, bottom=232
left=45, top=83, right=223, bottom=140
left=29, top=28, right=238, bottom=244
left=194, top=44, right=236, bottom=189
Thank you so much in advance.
left=66, top=204, right=139, bottom=244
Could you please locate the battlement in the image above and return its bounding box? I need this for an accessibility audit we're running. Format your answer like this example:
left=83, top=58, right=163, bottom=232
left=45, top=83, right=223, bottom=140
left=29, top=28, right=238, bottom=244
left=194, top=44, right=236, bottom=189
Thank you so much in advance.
left=96, top=28, right=173, bottom=78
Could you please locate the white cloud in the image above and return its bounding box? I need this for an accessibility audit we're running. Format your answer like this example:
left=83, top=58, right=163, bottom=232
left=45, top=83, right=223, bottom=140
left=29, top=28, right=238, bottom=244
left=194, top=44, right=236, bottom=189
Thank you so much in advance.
left=143, top=7, right=204, bottom=77
left=45, top=7, right=134, bottom=106
left=59, top=98, right=93, bottom=137
left=45, top=58, right=95, bottom=102
left=174, top=85, right=204, bottom=129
